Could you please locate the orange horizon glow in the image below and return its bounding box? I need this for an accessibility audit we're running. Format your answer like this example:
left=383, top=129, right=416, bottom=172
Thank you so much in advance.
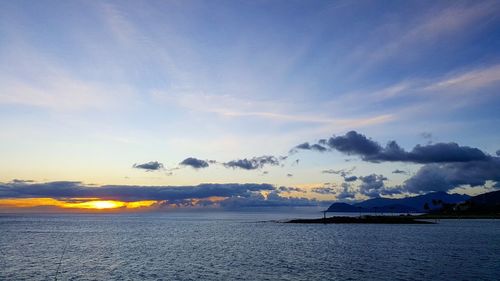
left=0, top=198, right=157, bottom=210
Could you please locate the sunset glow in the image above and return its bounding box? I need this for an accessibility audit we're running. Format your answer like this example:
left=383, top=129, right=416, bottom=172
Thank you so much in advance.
left=0, top=198, right=157, bottom=210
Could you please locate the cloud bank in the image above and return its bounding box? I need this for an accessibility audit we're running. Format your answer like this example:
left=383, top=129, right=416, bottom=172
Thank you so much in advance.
left=0, top=181, right=319, bottom=209
left=401, top=159, right=500, bottom=194
left=296, top=131, right=500, bottom=196
left=299, top=131, right=491, bottom=164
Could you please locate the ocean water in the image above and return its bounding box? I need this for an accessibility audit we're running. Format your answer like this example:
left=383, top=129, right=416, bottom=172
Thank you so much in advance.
left=1, top=211, right=499, bottom=281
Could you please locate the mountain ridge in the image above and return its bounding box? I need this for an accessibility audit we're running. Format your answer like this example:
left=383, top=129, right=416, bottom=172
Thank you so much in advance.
left=327, top=191, right=471, bottom=213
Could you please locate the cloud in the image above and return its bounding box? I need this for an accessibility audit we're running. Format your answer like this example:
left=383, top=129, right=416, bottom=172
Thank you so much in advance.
left=133, top=161, right=164, bottom=171
left=11, top=179, right=35, bottom=184
left=399, top=158, right=500, bottom=194
left=424, top=64, right=500, bottom=92
left=336, top=183, right=356, bottom=200
left=309, top=131, right=491, bottom=164
left=392, top=169, right=408, bottom=174
left=344, top=176, right=358, bottom=182
left=219, top=191, right=318, bottom=208
left=326, top=131, right=381, bottom=156
left=0, top=181, right=274, bottom=202
left=322, top=169, right=340, bottom=174
left=223, top=156, right=280, bottom=170
left=321, top=167, right=356, bottom=176
left=291, top=142, right=327, bottom=153
left=350, top=1, right=500, bottom=72
left=179, top=157, right=209, bottom=169
left=402, top=143, right=489, bottom=163
left=358, top=174, right=388, bottom=198
left=277, top=186, right=306, bottom=193
left=0, top=180, right=323, bottom=209
left=321, top=167, right=357, bottom=184
left=296, top=131, right=499, bottom=196
left=311, top=187, right=337, bottom=195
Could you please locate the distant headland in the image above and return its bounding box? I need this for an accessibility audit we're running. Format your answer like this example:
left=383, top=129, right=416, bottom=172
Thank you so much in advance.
left=285, top=190, right=500, bottom=224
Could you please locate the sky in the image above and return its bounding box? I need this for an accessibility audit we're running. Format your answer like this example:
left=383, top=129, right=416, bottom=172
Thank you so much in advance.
left=1, top=0, right=500, bottom=211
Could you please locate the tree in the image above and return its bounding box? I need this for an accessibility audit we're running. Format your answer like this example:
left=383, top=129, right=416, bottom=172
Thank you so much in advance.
left=423, top=202, right=430, bottom=212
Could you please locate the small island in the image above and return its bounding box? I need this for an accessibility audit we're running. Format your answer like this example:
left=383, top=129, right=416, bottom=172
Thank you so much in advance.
left=286, top=215, right=434, bottom=224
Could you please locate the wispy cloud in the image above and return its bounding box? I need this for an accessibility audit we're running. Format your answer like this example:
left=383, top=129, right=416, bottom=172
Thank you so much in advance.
left=424, top=64, right=500, bottom=92
left=153, top=90, right=395, bottom=128
left=349, top=1, right=500, bottom=70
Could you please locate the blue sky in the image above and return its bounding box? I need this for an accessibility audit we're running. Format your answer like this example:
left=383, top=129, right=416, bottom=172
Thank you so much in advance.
left=1, top=0, right=500, bottom=208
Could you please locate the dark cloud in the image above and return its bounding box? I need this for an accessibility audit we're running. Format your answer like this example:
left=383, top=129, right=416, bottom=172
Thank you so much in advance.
left=278, top=186, right=306, bottom=193
left=310, top=131, right=491, bottom=164
left=133, top=161, right=164, bottom=171
left=311, top=187, right=337, bottom=195
left=392, top=169, right=408, bottom=174
left=179, top=157, right=209, bottom=169
left=294, top=131, right=498, bottom=195
left=11, top=179, right=34, bottom=184
left=0, top=181, right=322, bottom=209
left=321, top=167, right=356, bottom=176
left=223, top=156, right=280, bottom=170
left=336, top=183, right=356, bottom=200
left=321, top=167, right=357, bottom=183
left=358, top=174, right=388, bottom=197
left=322, top=169, right=340, bottom=174
left=0, top=181, right=274, bottom=202
left=219, top=191, right=318, bottom=208
left=344, top=176, right=358, bottom=182
left=400, top=158, right=500, bottom=194
left=291, top=142, right=327, bottom=153
left=403, top=143, right=489, bottom=163
left=327, top=131, right=381, bottom=156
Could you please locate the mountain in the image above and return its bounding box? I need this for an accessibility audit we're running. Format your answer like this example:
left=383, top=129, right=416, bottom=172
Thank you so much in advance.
left=326, top=191, right=471, bottom=213
left=436, top=190, right=500, bottom=215
left=354, top=191, right=470, bottom=212
left=326, top=203, right=361, bottom=212
left=469, top=190, right=500, bottom=209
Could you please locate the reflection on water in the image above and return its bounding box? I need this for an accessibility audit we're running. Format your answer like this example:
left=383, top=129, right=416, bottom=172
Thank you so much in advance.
left=1, top=211, right=499, bottom=280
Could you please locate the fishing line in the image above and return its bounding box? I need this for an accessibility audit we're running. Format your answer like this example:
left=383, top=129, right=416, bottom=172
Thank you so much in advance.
left=53, top=233, right=70, bottom=281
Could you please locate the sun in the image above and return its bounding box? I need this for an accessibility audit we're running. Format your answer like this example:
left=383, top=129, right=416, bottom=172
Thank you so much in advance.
left=62, top=200, right=127, bottom=210
left=88, top=201, right=123, bottom=209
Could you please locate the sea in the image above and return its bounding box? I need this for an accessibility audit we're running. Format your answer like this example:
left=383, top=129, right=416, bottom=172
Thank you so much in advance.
left=1, top=210, right=499, bottom=280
